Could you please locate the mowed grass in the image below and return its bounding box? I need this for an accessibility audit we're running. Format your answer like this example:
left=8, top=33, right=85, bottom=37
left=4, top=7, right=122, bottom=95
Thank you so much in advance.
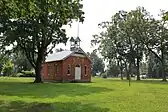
left=0, top=77, right=168, bottom=112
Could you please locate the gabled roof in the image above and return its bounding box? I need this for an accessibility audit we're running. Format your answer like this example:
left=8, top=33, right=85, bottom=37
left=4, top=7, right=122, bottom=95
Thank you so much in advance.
left=46, top=50, right=73, bottom=62
left=45, top=49, right=91, bottom=63
left=70, top=37, right=75, bottom=42
left=75, top=37, right=81, bottom=42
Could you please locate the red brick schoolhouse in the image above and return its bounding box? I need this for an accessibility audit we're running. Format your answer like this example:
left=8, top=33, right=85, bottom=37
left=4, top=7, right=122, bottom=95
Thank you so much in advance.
left=41, top=37, right=92, bottom=82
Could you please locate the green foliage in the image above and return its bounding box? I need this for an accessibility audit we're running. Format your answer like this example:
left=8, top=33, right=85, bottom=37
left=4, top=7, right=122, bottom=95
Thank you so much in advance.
left=88, top=51, right=105, bottom=76
left=2, top=59, right=14, bottom=76
left=101, top=73, right=107, bottom=78
left=16, top=73, right=24, bottom=77
left=0, top=77, right=168, bottom=111
left=15, top=71, right=35, bottom=77
left=107, top=60, right=120, bottom=77
left=92, top=7, right=148, bottom=80
left=0, top=53, right=10, bottom=74
left=0, top=0, right=85, bottom=82
left=12, top=71, right=35, bottom=77
left=11, top=51, right=33, bottom=72
left=141, top=11, right=168, bottom=81
left=18, top=71, right=35, bottom=77
left=92, top=7, right=168, bottom=81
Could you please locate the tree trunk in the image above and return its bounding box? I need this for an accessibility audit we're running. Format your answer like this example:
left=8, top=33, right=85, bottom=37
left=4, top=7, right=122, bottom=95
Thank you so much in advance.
left=156, top=68, right=159, bottom=78
left=126, top=71, right=129, bottom=80
left=161, top=49, right=166, bottom=81
left=124, top=61, right=129, bottom=80
left=161, top=62, right=166, bottom=81
left=128, top=63, right=132, bottom=80
left=34, top=51, right=44, bottom=83
left=128, top=63, right=132, bottom=86
left=34, top=62, right=43, bottom=83
left=120, top=68, right=123, bottom=80
left=118, top=60, right=123, bottom=80
left=136, top=58, right=140, bottom=81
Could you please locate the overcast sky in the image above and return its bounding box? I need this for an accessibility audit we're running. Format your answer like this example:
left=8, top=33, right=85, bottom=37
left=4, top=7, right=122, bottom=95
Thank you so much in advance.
left=57, top=0, right=168, bottom=53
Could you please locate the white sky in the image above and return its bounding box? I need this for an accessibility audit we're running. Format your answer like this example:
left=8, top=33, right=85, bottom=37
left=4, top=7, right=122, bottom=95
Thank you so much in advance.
left=56, top=0, right=168, bottom=53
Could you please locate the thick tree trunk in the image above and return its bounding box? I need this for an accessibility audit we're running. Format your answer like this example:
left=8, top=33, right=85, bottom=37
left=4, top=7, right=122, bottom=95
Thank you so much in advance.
left=34, top=62, right=43, bottom=83
left=34, top=50, right=44, bottom=83
left=136, top=58, right=140, bottom=81
left=126, top=71, right=129, bottom=80
left=125, top=62, right=129, bottom=80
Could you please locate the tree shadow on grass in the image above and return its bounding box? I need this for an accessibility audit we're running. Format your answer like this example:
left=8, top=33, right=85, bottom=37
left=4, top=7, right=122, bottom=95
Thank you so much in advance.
left=0, top=81, right=113, bottom=98
left=0, top=100, right=110, bottom=112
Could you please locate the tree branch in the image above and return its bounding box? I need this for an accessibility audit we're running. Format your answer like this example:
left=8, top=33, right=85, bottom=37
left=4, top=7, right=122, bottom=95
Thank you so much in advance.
left=18, top=42, right=36, bottom=68
left=45, top=45, right=55, bottom=55
left=146, top=45, right=162, bottom=62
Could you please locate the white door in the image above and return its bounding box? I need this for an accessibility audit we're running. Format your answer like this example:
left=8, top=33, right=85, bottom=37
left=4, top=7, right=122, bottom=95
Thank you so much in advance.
left=75, top=65, right=81, bottom=80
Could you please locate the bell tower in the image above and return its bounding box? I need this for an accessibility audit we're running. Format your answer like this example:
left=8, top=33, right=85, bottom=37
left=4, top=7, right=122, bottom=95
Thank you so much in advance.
left=70, top=21, right=81, bottom=51
left=70, top=37, right=81, bottom=51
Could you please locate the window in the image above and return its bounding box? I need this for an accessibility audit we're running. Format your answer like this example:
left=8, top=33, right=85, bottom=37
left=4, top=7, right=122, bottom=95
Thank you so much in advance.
left=54, top=64, right=57, bottom=75
left=84, top=65, right=87, bottom=74
left=67, top=65, right=71, bottom=75
left=48, top=64, right=51, bottom=76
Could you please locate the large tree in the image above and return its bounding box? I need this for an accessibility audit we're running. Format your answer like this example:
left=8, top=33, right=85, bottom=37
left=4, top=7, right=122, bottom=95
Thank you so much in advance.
left=92, top=8, right=147, bottom=80
left=0, top=0, right=84, bottom=83
left=138, top=11, right=168, bottom=81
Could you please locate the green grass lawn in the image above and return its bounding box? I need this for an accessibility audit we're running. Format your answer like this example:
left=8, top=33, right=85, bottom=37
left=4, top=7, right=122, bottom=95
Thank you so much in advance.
left=0, top=77, right=168, bottom=112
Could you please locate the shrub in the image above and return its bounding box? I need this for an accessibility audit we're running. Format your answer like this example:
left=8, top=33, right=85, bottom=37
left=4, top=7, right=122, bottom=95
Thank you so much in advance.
left=16, top=73, right=24, bottom=77
left=101, top=73, right=107, bottom=79
left=17, top=71, right=35, bottom=77
left=2, top=60, right=14, bottom=76
left=10, top=73, right=17, bottom=77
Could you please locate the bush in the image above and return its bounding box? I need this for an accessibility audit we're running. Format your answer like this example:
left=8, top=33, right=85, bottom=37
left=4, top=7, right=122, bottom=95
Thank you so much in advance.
left=101, top=73, right=107, bottom=79
left=2, top=60, right=14, bottom=76
left=10, top=73, right=17, bottom=77
left=16, top=71, right=35, bottom=77
left=16, top=73, right=24, bottom=77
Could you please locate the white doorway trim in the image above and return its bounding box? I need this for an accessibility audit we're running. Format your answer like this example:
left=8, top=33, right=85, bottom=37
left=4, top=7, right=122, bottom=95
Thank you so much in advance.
left=75, top=64, right=81, bottom=80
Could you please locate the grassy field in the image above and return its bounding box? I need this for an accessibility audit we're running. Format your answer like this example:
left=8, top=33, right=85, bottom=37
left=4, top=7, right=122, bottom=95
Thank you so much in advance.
left=0, top=77, right=168, bottom=112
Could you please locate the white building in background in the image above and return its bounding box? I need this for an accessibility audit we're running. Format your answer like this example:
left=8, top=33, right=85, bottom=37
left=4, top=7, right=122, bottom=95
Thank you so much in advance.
left=139, top=54, right=148, bottom=75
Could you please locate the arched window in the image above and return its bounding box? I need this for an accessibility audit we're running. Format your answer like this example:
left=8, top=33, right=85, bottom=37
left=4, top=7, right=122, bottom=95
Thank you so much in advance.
left=67, top=65, right=71, bottom=74
left=84, top=65, right=87, bottom=75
